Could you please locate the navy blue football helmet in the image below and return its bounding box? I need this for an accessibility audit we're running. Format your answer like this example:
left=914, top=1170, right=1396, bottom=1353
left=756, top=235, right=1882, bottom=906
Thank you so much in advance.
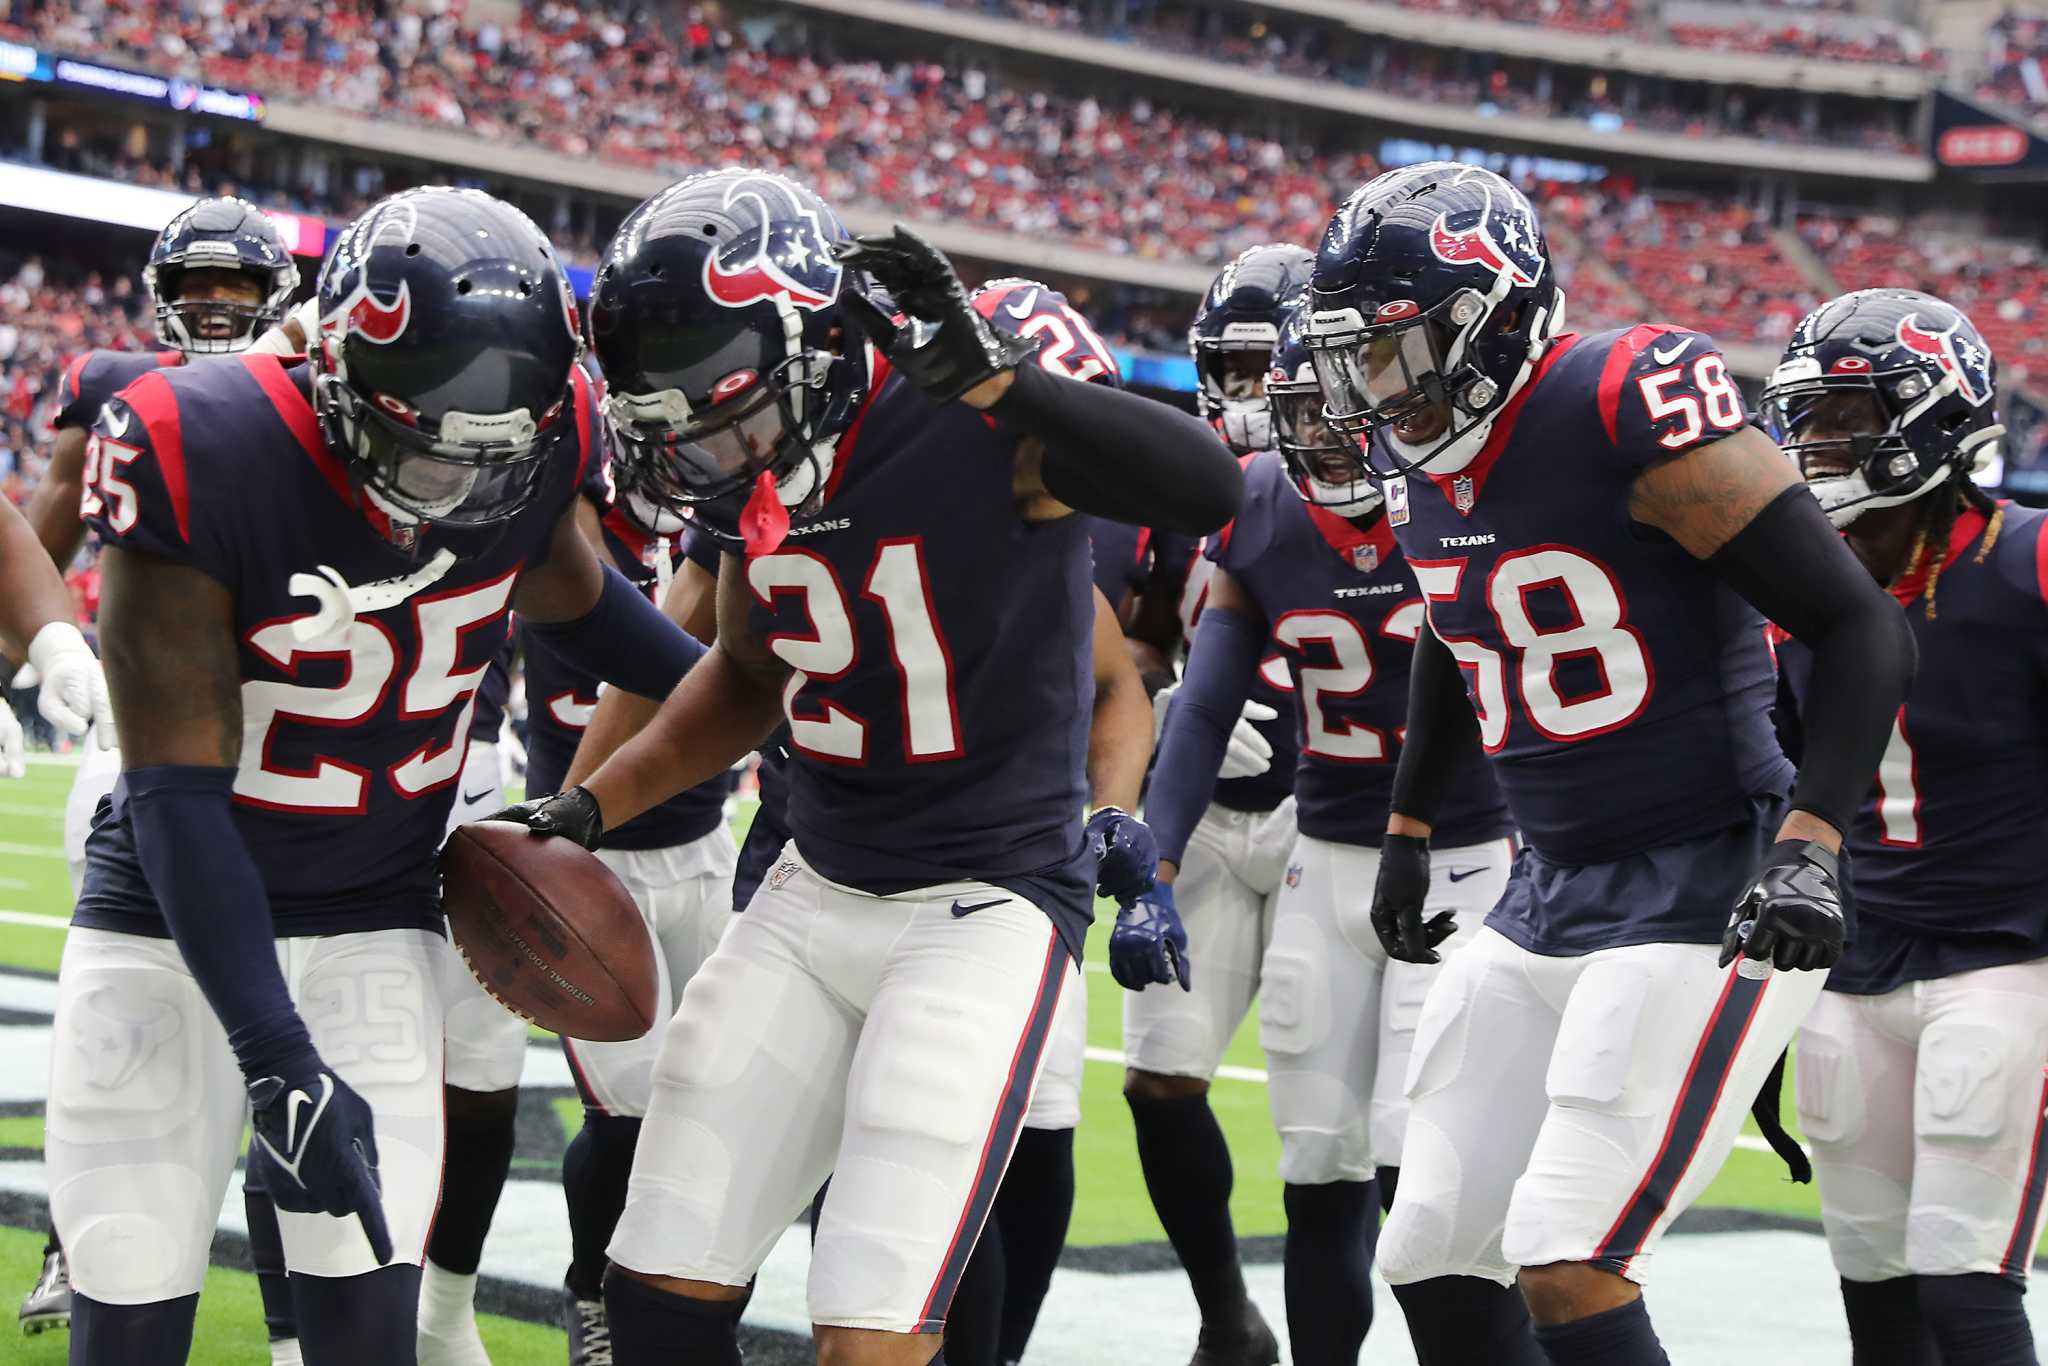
left=1268, top=295, right=1379, bottom=516
left=313, top=188, right=582, bottom=534
left=145, top=196, right=298, bottom=354
left=1762, top=288, right=2001, bottom=528
left=1306, top=162, right=1563, bottom=477
left=1190, top=243, right=1315, bottom=454
left=587, top=168, right=870, bottom=540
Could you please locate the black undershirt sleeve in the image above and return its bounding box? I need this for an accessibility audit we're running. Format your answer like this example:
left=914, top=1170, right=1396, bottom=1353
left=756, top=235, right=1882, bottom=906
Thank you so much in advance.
left=1707, top=484, right=1917, bottom=836
left=1388, top=622, right=1483, bottom=828
left=991, top=361, right=1242, bottom=536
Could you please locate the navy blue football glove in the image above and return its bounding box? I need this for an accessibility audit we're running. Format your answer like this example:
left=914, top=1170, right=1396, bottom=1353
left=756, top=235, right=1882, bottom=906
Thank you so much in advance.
left=1371, top=833, right=1457, bottom=964
left=1721, top=839, right=1846, bottom=973
left=485, top=786, right=603, bottom=851
left=246, top=1052, right=392, bottom=1265
left=1086, top=806, right=1159, bottom=906
left=1110, top=880, right=1191, bottom=992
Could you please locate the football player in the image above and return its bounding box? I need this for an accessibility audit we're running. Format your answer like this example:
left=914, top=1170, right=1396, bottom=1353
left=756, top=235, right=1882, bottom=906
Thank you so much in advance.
left=1767, top=290, right=2047, bottom=1366
left=48, top=187, right=709, bottom=1366
left=1306, top=162, right=1914, bottom=1366
left=493, top=168, right=1237, bottom=1366
left=0, top=494, right=111, bottom=778
left=414, top=640, right=525, bottom=1366
left=1138, top=296, right=1536, bottom=1366
left=13, top=192, right=302, bottom=1349
left=538, top=273, right=1163, bottom=1366
left=1118, top=244, right=1312, bottom=1366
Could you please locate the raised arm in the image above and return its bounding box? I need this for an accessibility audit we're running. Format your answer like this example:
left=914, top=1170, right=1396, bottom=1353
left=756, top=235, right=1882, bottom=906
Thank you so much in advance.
left=1629, top=423, right=1914, bottom=849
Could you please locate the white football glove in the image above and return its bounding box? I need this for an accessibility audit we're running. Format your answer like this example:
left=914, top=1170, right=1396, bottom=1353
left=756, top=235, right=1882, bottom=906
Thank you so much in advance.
left=29, top=622, right=114, bottom=747
left=1151, top=683, right=1278, bottom=781
left=0, top=698, right=22, bottom=779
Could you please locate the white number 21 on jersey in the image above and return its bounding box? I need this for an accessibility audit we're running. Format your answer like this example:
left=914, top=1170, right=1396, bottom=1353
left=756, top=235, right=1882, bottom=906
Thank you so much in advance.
left=748, top=542, right=961, bottom=764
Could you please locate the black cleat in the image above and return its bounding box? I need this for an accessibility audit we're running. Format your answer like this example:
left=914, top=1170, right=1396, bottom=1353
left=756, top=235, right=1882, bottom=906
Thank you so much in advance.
left=1189, top=1301, right=1280, bottom=1366
left=564, top=1282, right=612, bottom=1366
left=19, top=1246, right=70, bottom=1336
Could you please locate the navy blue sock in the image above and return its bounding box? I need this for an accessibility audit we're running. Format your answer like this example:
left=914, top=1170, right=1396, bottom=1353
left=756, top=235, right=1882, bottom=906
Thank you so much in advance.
left=243, top=1176, right=299, bottom=1342
left=292, top=1264, right=422, bottom=1366
left=70, top=1292, right=197, bottom=1365
left=1920, top=1272, right=2038, bottom=1366
left=562, top=1111, right=643, bottom=1300
left=1840, top=1276, right=1939, bottom=1366
left=1391, top=1274, right=1544, bottom=1366
left=994, top=1125, right=1075, bottom=1361
left=942, top=1210, right=1005, bottom=1366
left=1532, top=1296, right=1670, bottom=1366
left=1283, top=1179, right=1377, bottom=1366
left=603, top=1267, right=744, bottom=1366
left=1377, top=1164, right=1399, bottom=1214
left=425, top=1084, right=518, bottom=1275
left=1127, top=1091, right=1251, bottom=1331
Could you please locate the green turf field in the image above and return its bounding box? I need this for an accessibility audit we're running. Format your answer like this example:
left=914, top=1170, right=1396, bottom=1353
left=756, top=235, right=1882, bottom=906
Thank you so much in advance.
left=2, top=753, right=2007, bottom=1359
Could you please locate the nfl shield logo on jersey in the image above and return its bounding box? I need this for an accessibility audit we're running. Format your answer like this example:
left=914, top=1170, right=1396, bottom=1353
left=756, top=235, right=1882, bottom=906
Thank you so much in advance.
left=1385, top=476, right=1410, bottom=526
left=1453, top=475, right=1476, bottom=514
left=1351, top=543, right=1379, bottom=574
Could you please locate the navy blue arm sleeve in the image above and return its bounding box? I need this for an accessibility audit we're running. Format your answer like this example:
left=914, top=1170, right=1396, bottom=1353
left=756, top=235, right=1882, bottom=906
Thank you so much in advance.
left=1148, top=606, right=1263, bottom=866
left=1388, top=622, right=1483, bottom=827
left=525, top=564, right=708, bottom=702
left=126, top=766, right=313, bottom=1078
left=1707, top=485, right=1916, bottom=835
left=993, top=361, right=1243, bottom=536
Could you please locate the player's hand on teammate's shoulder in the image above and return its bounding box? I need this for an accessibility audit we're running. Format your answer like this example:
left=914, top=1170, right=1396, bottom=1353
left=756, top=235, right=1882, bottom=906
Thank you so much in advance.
left=1110, top=879, right=1192, bottom=993
left=1371, top=830, right=1456, bottom=964
left=832, top=226, right=1041, bottom=408
left=1720, top=837, right=1847, bottom=973
left=246, top=1054, right=394, bottom=1265
left=483, top=786, right=604, bottom=851
left=1086, top=806, right=1159, bottom=906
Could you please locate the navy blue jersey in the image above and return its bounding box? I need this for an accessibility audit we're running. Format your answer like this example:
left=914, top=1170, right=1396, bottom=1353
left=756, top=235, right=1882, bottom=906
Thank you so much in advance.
left=53, top=347, right=182, bottom=432
left=1087, top=516, right=1149, bottom=608
left=521, top=495, right=725, bottom=852
left=740, top=357, right=1097, bottom=961
left=74, top=354, right=597, bottom=938
left=468, top=651, right=510, bottom=747
left=1385, top=326, right=1793, bottom=951
left=1180, top=500, right=1300, bottom=815
left=1777, top=503, right=2048, bottom=992
left=1215, top=452, right=1508, bottom=849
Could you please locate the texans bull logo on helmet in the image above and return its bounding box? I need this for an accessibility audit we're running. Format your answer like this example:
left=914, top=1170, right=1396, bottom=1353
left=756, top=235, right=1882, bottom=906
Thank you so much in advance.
left=702, top=175, right=844, bottom=312
left=321, top=199, right=419, bottom=345
left=1427, top=170, right=1543, bottom=289
left=1897, top=313, right=1994, bottom=408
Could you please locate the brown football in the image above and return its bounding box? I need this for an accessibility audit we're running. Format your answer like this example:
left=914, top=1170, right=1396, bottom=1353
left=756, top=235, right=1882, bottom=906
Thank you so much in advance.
left=441, top=821, right=657, bottom=1043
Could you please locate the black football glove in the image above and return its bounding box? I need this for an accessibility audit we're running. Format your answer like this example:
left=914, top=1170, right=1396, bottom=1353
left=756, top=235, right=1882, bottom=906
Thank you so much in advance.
left=246, top=1051, right=392, bottom=1265
left=1085, top=806, right=1159, bottom=906
left=485, top=786, right=603, bottom=851
left=1720, top=839, right=1846, bottom=973
left=832, top=227, right=1041, bottom=404
left=1371, top=833, right=1457, bottom=964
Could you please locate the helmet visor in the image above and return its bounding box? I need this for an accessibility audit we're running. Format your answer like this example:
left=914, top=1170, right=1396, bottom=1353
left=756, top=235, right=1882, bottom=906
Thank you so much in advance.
left=332, top=378, right=555, bottom=527
left=1308, top=311, right=1446, bottom=438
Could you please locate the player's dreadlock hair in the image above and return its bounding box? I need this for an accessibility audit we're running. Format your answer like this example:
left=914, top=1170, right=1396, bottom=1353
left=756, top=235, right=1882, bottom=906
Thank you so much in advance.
left=1902, top=472, right=2002, bottom=621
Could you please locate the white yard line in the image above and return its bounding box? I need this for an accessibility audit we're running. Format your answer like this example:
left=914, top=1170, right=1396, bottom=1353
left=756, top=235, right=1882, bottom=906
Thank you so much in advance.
left=0, top=909, right=64, bottom=929
left=0, top=842, right=65, bottom=859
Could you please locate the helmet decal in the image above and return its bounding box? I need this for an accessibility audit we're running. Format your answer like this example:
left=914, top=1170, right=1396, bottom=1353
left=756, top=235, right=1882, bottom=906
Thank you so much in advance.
left=701, top=176, right=843, bottom=312
left=1427, top=172, right=1541, bottom=289
left=325, top=277, right=412, bottom=345
left=1897, top=313, right=1994, bottom=407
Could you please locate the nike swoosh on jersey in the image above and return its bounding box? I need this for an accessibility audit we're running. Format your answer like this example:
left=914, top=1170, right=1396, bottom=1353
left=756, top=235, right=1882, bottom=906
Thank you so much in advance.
left=99, top=403, right=130, bottom=438
left=1651, top=338, right=1693, bottom=365
left=1005, top=288, right=1040, bottom=320
left=951, top=898, right=1010, bottom=918
left=462, top=788, right=495, bottom=805
left=1446, top=867, right=1486, bottom=883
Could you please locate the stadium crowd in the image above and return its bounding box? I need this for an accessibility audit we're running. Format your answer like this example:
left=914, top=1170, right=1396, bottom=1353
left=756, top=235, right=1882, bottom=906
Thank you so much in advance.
left=1978, top=7, right=2048, bottom=115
